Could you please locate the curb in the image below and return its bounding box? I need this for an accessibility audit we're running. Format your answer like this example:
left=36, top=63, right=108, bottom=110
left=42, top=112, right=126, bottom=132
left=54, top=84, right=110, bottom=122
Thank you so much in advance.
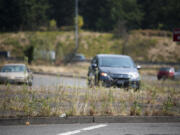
left=94, top=116, right=180, bottom=123
left=0, top=116, right=93, bottom=125
left=33, top=72, right=87, bottom=79
left=0, top=116, right=180, bottom=125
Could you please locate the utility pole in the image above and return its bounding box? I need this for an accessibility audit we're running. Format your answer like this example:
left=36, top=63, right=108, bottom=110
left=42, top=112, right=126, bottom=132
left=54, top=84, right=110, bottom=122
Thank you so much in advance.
left=75, top=0, right=79, bottom=50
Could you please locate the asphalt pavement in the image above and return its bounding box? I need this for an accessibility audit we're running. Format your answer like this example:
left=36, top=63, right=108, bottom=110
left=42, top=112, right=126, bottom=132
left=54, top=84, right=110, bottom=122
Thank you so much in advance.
left=32, top=74, right=87, bottom=88
left=32, top=74, right=156, bottom=88
left=0, top=123, right=180, bottom=135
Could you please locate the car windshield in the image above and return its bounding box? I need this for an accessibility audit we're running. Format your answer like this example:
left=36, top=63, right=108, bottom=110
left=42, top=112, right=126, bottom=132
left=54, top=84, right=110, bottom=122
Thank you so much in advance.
left=160, top=68, right=170, bottom=71
left=1, top=65, right=26, bottom=72
left=100, top=56, right=135, bottom=68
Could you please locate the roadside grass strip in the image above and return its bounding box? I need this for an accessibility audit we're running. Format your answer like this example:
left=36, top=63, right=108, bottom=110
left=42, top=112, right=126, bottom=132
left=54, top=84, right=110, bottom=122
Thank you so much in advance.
left=0, top=81, right=180, bottom=118
left=57, top=124, right=107, bottom=135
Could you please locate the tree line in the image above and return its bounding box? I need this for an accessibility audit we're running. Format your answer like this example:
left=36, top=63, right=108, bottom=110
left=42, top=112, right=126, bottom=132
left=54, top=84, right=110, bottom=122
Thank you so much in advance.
left=0, top=0, right=179, bottom=32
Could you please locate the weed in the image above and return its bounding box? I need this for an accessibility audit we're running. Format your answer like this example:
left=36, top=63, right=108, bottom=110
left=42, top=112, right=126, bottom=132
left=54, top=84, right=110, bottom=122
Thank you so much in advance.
left=0, top=81, right=179, bottom=117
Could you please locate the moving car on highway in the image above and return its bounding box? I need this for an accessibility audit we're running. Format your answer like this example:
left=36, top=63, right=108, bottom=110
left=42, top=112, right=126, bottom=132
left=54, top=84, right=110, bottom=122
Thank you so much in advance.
left=157, top=67, right=175, bottom=80
left=72, top=53, right=86, bottom=62
left=87, top=54, right=141, bottom=90
left=0, top=63, right=33, bottom=86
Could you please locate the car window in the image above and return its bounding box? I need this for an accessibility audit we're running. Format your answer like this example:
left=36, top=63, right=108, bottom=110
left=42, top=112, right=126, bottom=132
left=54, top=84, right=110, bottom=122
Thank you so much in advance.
left=99, top=56, right=135, bottom=68
left=159, top=68, right=169, bottom=71
left=1, top=65, right=26, bottom=72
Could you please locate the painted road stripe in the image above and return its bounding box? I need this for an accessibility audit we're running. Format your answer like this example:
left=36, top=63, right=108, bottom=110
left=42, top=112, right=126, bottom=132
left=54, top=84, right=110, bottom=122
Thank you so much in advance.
left=57, top=130, right=81, bottom=135
left=81, top=124, right=107, bottom=131
left=57, top=124, right=107, bottom=135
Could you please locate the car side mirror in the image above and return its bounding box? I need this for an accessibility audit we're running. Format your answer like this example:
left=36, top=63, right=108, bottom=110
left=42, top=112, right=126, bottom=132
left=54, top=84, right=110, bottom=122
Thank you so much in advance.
left=92, top=63, right=97, bottom=69
left=137, top=65, right=141, bottom=70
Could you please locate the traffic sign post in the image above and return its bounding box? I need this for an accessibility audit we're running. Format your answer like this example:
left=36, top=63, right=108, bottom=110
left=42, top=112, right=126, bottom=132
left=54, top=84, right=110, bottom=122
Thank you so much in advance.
left=173, top=28, right=180, bottom=42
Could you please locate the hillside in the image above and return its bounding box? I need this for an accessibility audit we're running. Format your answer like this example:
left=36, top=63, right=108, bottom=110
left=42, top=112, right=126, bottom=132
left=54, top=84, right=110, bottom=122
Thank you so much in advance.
left=0, top=30, right=180, bottom=64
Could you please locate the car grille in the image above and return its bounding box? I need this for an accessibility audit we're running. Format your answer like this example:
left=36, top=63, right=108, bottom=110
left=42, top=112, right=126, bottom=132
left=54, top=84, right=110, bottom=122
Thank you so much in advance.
left=110, top=73, right=129, bottom=80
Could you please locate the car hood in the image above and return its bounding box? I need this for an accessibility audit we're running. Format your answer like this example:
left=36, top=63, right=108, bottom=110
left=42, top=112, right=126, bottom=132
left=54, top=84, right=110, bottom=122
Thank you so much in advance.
left=0, top=72, right=27, bottom=78
left=99, top=67, right=138, bottom=75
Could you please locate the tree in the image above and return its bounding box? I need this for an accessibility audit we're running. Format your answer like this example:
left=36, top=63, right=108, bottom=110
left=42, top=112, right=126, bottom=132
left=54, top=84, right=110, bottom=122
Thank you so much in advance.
left=111, top=0, right=143, bottom=30
left=0, top=0, right=22, bottom=31
left=137, top=0, right=180, bottom=30
left=0, top=0, right=49, bottom=31
left=48, top=0, right=75, bottom=27
left=78, top=15, right=84, bottom=30
left=19, top=0, right=49, bottom=30
left=49, top=19, right=57, bottom=30
left=80, top=0, right=143, bottom=31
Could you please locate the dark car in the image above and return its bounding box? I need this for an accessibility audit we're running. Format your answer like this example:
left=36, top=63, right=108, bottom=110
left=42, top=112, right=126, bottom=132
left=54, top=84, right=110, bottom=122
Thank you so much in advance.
left=157, top=67, right=175, bottom=80
left=87, top=54, right=141, bottom=89
left=72, top=54, right=86, bottom=62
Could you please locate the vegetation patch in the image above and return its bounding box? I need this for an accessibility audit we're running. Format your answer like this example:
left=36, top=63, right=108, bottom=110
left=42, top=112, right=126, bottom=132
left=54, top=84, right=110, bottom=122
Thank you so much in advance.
left=0, top=82, right=179, bottom=118
left=0, top=30, right=179, bottom=64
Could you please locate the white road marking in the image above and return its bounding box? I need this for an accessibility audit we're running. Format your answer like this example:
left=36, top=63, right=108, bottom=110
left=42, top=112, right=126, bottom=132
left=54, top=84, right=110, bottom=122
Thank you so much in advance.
left=57, top=124, right=107, bottom=135
left=57, top=130, right=81, bottom=135
left=81, top=124, right=107, bottom=131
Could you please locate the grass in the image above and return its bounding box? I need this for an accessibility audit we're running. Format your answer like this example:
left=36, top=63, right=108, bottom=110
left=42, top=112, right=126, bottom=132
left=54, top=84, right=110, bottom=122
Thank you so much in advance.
left=29, top=62, right=89, bottom=77
left=0, top=81, right=179, bottom=118
left=0, top=30, right=180, bottom=63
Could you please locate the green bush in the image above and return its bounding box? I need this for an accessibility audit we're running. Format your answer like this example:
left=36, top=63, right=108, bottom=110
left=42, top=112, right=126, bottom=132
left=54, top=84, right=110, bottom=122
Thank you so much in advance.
left=49, top=19, right=57, bottom=30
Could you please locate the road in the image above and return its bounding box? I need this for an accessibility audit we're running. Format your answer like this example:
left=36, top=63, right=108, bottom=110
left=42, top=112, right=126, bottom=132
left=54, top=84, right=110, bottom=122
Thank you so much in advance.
left=0, top=123, right=180, bottom=135
left=32, top=74, right=156, bottom=88
left=32, top=74, right=87, bottom=88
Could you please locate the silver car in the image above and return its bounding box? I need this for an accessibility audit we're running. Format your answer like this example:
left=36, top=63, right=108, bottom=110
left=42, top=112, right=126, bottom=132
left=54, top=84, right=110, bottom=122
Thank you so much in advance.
left=0, top=63, right=33, bottom=86
left=174, top=69, right=180, bottom=80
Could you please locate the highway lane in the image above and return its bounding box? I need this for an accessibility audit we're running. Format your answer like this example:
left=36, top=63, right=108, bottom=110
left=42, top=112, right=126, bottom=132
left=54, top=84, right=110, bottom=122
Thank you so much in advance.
left=1, top=74, right=177, bottom=90
left=0, top=123, right=180, bottom=135
left=32, top=74, right=87, bottom=88
left=32, top=74, right=157, bottom=88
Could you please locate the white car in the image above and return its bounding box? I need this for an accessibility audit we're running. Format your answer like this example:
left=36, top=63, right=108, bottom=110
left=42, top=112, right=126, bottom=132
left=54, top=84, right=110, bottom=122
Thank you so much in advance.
left=0, top=63, right=33, bottom=86
left=174, top=69, right=180, bottom=80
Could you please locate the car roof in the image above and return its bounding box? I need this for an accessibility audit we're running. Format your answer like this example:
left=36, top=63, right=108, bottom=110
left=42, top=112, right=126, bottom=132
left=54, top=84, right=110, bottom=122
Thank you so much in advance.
left=4, top=63, right=26, bottom=66
left=96, top=54, right=130, bottom=58
left=75, top=53, right=84, bottom=56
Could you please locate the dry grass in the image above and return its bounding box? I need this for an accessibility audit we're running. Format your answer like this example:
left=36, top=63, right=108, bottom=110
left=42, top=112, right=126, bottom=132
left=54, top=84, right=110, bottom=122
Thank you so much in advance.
left=1, top=30, right=180, bottom=63
left=29, top=62, right=89, bottom=76
left=0, top=81, right=179, bottom=118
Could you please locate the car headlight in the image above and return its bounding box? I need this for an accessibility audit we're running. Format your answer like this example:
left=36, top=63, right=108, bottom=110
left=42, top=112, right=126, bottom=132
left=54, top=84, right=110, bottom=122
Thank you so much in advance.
left=100, top=72, right=108, bottom=77
left=129, top=72, right=140, bottom=79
